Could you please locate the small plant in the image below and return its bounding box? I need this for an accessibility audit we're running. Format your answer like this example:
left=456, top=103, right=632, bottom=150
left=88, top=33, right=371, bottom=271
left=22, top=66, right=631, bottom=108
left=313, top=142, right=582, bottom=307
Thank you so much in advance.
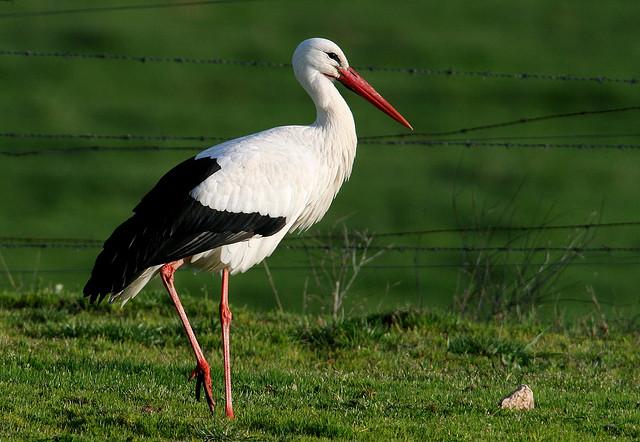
left=452, top=194, right=598, bottom=321
left=578, top=286, right=610, bottom=338
left=301, top=223, right=386, bottom=321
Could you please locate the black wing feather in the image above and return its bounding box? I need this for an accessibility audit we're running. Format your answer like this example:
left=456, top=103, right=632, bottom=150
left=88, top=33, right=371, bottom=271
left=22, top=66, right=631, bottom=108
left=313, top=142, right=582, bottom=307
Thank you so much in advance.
left=83, top=156, right=286, bottom=303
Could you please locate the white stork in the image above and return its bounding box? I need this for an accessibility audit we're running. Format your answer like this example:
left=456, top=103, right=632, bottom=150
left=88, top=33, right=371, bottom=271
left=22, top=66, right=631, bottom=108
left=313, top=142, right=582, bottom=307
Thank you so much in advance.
left=84, top=37, right=412, bottom=419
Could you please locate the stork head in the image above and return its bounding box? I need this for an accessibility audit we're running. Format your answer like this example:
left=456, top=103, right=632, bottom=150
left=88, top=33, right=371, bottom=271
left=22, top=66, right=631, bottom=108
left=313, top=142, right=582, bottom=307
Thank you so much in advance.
left=292, top=38, right=413, bottom=130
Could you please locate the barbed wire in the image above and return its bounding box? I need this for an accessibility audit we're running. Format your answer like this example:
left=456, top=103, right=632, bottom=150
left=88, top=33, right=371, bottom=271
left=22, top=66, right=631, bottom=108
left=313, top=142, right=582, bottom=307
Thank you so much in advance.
left=0, top=131, right=230, bottom=142
left=294, top=220, right=640, bottom=240
left=360, top=106, right=640, bottom=140
left=284, top=245, right=640, bottom=254
left=3, top=131, right=640, bottom=145
left=0, top=49, right=290, bottom=69
left=2, top=220, right=639, bottom=247
left=357, top=64, right=640, bottom=86
left=2, top=105, right=638, bottom=153
left=1, top=237, right=639, bottom=254
left=359, top=140, right=640, bottom=150
left=0, top=0, right=259, bottom=19
left=0, top=237, right=103, bottom=248
left=1, top=49, right=638, bottom=86
left=436, top=133, right=640, bottom=141
left=0, top=145, right=198, bottom=156
left=4, top=139, right=640, bottom=156
left=2, top=259, right=640, bottom=276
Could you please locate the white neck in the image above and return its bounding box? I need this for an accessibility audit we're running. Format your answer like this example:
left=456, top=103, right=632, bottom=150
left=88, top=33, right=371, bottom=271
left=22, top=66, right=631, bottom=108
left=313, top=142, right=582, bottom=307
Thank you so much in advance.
left=298, top=69, right=358, bottom=183
left=284, top=64, right=360, bottom=231
left=302, top=70, right=355, bottom=128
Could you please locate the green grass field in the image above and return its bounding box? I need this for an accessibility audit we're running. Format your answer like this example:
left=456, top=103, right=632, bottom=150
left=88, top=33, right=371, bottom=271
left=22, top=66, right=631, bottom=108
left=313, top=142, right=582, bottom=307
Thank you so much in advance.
left=1, top=290, right=639, bottom=440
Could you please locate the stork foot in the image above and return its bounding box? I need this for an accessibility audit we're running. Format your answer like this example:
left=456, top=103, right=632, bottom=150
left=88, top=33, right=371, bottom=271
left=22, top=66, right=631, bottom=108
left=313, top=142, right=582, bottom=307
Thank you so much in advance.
left=189, top=360, right=215, bottom=414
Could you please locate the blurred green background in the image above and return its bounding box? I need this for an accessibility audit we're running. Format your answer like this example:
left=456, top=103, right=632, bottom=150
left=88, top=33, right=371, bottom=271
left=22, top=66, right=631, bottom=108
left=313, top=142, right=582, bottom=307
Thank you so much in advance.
left=1, top=0, right=639, bottom=316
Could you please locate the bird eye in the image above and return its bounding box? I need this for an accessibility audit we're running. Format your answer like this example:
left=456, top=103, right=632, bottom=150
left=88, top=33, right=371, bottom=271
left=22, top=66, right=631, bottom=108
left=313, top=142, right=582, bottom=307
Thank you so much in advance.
left=326, top=52, right=341, bottom=64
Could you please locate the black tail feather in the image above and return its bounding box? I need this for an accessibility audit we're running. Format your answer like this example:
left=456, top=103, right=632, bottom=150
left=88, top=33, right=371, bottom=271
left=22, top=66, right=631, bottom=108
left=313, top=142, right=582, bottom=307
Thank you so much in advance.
left=83, top=216, right=149, bottom=303
left=83, top=156, right=287, bottom=303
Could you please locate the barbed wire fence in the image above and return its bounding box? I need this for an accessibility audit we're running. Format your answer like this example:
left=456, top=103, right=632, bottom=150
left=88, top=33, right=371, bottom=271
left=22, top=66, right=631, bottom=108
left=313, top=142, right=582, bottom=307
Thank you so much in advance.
left=0, top=0, right=261, bottom=19
left=2, top=224, right=640, bottom=313
left=5, top=140, right=640, bottom=157
left=2, top=224, right=640, bottom=258
left=3, top=219, right=640, bottom=244
left=2, top=21, right=640, bottom=314
left=1, top=48, right=639, bottom=85
left=2, top=105, right=640, bottom=156
left=3, top=236, right=640, bottom=271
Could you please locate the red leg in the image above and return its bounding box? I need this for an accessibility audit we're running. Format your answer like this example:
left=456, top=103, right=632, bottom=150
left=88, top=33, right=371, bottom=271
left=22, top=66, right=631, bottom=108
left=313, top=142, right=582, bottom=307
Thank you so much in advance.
left=219, top=267, right=235, bottom=419
left=160, top=260, right=215, bottom=414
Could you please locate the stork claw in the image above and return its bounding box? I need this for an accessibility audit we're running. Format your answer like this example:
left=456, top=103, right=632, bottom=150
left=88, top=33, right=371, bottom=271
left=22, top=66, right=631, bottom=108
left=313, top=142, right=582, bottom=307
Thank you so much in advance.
left=189, top=361, right=215, bottom=414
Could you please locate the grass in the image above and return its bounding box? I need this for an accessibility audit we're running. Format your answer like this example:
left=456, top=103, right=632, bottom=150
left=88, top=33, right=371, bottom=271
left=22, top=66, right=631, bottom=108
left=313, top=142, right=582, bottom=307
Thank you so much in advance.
left=1, top=1, right=640, bottom=314
left=1, top=290, right=639, bottom=440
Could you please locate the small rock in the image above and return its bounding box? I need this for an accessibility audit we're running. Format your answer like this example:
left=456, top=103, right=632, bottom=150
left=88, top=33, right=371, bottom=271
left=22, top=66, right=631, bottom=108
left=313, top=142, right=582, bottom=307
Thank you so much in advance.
left=499, top=384, right=535, bottom=410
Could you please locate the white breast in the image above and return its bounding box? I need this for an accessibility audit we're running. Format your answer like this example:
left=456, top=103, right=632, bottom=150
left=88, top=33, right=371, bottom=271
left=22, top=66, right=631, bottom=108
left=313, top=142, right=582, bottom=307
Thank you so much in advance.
left=193, top=127, right=316, bottom=217
left=188, top=124, right=354, bottom=274
left=182, top=57, right=363, bottom=275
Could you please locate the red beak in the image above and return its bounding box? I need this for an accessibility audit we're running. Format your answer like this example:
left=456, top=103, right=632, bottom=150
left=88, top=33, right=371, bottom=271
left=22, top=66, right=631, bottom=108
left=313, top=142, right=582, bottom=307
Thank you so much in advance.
left=337, top=66, right=413, bottom=130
